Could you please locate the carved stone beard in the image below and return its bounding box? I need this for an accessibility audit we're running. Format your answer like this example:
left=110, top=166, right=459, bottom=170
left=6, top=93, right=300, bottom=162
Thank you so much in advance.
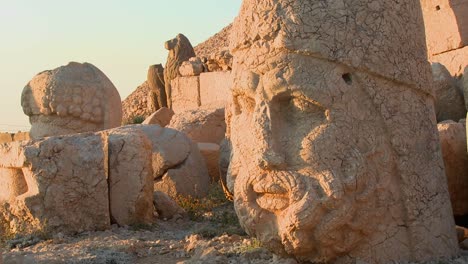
left=231, top=131, right=391, bottom=262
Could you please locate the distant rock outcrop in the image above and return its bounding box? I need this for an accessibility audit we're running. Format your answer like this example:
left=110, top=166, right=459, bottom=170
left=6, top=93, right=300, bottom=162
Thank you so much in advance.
left=194, top=24, right=232, bottom=59
left=121, top=81, right=158, bottom=124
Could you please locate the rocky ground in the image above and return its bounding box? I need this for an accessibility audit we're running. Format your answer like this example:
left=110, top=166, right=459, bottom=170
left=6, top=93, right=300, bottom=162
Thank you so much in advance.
left=2, top=186, right=468, bottom=264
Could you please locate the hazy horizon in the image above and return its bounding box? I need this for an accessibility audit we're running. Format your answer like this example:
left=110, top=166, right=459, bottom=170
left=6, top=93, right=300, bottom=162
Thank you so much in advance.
left=0, top=0, right=242, bottom=132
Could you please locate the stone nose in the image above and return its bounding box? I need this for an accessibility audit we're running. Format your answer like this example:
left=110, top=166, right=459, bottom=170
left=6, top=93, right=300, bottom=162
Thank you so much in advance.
left=253, top=101, right=286, bottom=170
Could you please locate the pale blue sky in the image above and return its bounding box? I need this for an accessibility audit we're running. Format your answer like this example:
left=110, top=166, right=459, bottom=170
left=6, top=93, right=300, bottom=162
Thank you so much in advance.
left=0, top=0, right=242, bottom=132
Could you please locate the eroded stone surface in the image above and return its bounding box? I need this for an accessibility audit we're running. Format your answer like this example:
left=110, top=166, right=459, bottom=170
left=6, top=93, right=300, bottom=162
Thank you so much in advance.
left=168, top=108, right=226, bottom=144
left=13, top=132, right=30, bottom=142
left=197, top=143, right=221, bottom=182
left=153, top=191, right=186, bottom=220
left=179, top=57, right=204, bottom=77
left=421, top=0, right=468, bottom=55
left=122, top=81, right=158, bottom=124
left=122, top=125, right=210, bottom=199
left=171, top=77, right=200, bottom=112
left=0, top=134, right=110, bottom=236
left=431, top=46, right=468, bottom=76
left=107, top=127, right=155, bottom=226
left=154, top=139, right=210, bottom=199
left=199, top=72, right=232, bottom=109
left=227, top=0, right=458, bottom=263
left=164, top=34, right=196, bottom=109
left=21, top=62, right=122, bottom=139
left=438, top=120, right=468, bottom=216
left=0, top=133, right=12, bottom=144
left=142, top=107, right=174, bottom=127
left=147, top=64, right=167, bottom=109
left=432, top=63, right=466, bottom=122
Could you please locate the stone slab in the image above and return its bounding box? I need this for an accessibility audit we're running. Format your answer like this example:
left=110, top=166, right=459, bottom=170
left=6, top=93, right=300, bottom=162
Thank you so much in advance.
left=199, top=71, right=232, bottom=109
left=171, top=76, right=200, bottom=113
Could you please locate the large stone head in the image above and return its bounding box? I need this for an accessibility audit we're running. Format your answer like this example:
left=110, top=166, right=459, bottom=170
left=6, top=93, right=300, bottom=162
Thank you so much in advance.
left=21, top=62, right=122, bottom=139
left=227, top=0, right=458, bottom=262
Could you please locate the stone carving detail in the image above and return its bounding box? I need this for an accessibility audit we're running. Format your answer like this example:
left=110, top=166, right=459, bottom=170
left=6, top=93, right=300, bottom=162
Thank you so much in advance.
left=0, top=135, right=110, bottom=236
left=147, top=64, right=167, bottom=109
left=227, top=0, right=458, bottom=263
left=21, top=62, right=122, bottom=139
left=164, top=34, right=196, bottom=109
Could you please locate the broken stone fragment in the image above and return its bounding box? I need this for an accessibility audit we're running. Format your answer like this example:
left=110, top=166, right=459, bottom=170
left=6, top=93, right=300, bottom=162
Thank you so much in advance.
left=142, top=107, right=174, bottom=127
left=0, top=134, right=110, bottom=236
left=432, top=63, right=466, bottom=122
left=168, top=108, right=226, bottom=144
left=179, top=57, right=205, bottom=77
left=153, top=191, right=186, bottom=220
left=438, top=120, right=468, bottom=216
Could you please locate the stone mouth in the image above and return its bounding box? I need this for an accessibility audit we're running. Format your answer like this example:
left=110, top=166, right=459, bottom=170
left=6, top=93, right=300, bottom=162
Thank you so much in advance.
left=252, top=179, right=290, bottom=212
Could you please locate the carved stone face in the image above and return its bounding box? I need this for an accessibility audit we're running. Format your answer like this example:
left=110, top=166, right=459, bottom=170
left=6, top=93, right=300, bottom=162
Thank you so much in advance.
left=228, top=52, right=395, bottom=262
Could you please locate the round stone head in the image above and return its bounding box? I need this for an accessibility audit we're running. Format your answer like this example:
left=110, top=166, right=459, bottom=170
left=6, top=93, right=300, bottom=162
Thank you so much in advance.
left=21, top=62, right=122, bottom=139
left=227, top=0, right=458, bottom=262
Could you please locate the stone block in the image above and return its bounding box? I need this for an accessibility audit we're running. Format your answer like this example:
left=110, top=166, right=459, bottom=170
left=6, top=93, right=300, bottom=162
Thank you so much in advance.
left=422, top=0, right=468, bottom=55
left=107, top=127, right=155, bottom=226
left=431, top=46, right=468, bottom=76
left=171, top=76, right=200, bottom=113
left=0, top=134, right=110, bottom=236
left=199, top=72, right=232, bottom=109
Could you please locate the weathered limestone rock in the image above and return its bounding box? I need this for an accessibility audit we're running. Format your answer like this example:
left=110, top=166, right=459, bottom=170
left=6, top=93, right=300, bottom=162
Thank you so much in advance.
left=0, top=124, right=212, bottom=236
left=153, top=191, right=186, bottom=220
left=431, top=46, right=468, bottom=76
left=421, top=0, right=468, bottom=76
left=432, top=63, right=466, bottom=122
left=206, top=49, right=233, bottom=72
left=122, top=81, right=158, bottom=124
left=197, top=143, right=220, bottom=182
left=21, top=62, right=122, bottom=139
left=119, top=125, right=209, bottom=199
left=147, top=64, right=167, bottom=109
left=179, top=57, right=204, bottom=77
left=171, top=77, right=200, bottom=112
left=13, top=132, right=30, bottom=142
left=164, top=34, right=196, bottom=109
left=421, top=0, right=468, bottom=55
left=107, top=127, right=155, bottom=226
left=142, top=107, right=174, bottom=127
left=199, top=72, right=232, bottom=109
left=168, top=108, right=226, bottom=144
left=0, top=133, right=12, bottom=144
left=227, top=0, right=458, bottom=263
left=438, top=121, right=468, bottom=216
left=0, top=134, right=110, bottom=236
